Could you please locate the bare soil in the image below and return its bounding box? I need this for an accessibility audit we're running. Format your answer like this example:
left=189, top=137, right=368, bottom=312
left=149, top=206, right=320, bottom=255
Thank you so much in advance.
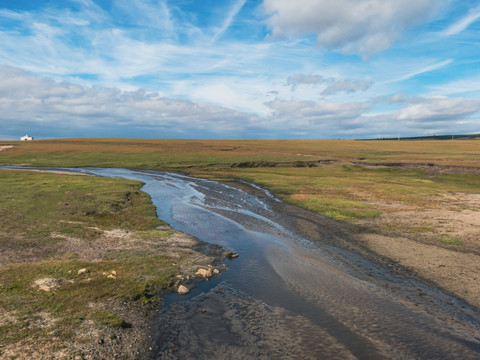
left=357, top=192, right=480, bottom=308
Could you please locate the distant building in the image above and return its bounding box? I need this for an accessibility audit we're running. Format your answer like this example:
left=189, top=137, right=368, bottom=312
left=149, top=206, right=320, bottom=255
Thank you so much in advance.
left=20, top=134, right=34, bottom=141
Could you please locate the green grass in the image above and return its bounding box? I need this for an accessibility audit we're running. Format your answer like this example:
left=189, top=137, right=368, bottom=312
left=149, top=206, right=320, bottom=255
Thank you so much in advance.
left=438, top=237, right=463, bottom=245
left=136, top=230, right=174, bottom=240
left=2, top=138, right=480, bottom=170
left=0, top=169, right=179, bottom=349
left=0, top=257, right=176, bottom=343
left=286, top=194, right=381, bottom=221
left=0, top=170, right=164, bottom=250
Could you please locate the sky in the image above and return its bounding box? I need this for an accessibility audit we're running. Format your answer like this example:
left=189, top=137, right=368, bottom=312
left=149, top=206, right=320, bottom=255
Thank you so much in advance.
left=0, top=0, right=479, bottom=140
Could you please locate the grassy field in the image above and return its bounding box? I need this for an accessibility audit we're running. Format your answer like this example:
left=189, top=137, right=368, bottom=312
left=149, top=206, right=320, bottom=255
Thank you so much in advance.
left=1, top=138, right=480, bottom=169
left=1, top=138, right=480, bottom=222
left=0, top=170, right=181, bottom=356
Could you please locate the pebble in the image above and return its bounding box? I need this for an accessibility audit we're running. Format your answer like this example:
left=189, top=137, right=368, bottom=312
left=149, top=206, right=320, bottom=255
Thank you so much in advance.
left=177, top=285, right=189, bottom=295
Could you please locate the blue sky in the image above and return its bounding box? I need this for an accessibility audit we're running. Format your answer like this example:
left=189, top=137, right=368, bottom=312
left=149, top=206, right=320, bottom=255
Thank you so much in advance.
left=0, top=0, right=479, bottom=139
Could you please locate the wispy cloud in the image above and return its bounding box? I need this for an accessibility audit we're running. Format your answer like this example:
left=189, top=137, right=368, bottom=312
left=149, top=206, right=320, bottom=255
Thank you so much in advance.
left=386, top=59, right=453, bottom=83
left=210, top=0, right=247, bottom=44
left=442, top=5, right=480, bottom=36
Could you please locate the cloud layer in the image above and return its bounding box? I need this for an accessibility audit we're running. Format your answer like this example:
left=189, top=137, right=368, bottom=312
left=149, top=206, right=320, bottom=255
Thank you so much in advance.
left=2, top=68, right=478, bottom=140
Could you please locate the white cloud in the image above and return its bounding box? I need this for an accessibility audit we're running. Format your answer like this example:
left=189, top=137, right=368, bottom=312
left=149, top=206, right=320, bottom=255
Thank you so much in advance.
left=263, top=0, right=442, bottom=57
left=264, top=99, right=370, bottom=128
left=285, top=74, right=373, bottom=95
left=371, top=94, right=480, bottom=134
left=394, top=97, right=480, bottom=123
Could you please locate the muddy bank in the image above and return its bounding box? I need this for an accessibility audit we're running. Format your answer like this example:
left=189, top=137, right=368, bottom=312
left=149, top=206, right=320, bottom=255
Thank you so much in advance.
left=230, top=179, right=480, bottom=311
left=353, top=161, right=480, bottom=175
left=230, top=159, right=336, bottom=168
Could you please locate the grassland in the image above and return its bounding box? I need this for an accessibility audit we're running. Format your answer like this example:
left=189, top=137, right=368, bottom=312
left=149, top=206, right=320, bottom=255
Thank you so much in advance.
left=1, top=138, right=480, bottom=355
left=1, top=138, right=480, bottom=169
left=0, top=169, right=217, bottom=358
left=2, top=138, right=480, bottom=222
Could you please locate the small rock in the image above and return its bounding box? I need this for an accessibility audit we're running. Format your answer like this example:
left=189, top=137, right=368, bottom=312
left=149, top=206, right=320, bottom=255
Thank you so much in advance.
left=33, top=278, right=60, bottom=292
left=77, top=268, right=87, bottom=275
left=196, top=268, right=213, bottom=278
left=177, top=285, right=189, bottom=295
left=111, top=270, right=117, bottom=276
left=213, top=269, right=220, bottom=274
left=107, top=274, right=116, bottom=279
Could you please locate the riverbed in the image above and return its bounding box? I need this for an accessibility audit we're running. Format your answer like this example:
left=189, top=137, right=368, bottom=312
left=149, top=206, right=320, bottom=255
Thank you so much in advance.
left=3, top=166, right=480, bottom=359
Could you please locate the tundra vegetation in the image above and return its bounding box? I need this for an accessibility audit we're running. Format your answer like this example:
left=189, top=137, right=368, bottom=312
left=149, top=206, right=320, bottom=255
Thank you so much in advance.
left=1, top=138, right=479, bottom=356
left=0, top=169, right=215, bottom=358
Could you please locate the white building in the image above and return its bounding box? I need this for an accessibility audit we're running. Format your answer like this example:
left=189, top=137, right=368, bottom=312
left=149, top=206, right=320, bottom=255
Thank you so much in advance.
left=20, top=134, right=34, bottom=141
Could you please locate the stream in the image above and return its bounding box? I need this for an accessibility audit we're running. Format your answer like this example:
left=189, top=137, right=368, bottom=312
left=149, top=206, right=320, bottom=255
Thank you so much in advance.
left=3, top=166, right=480, bottom=359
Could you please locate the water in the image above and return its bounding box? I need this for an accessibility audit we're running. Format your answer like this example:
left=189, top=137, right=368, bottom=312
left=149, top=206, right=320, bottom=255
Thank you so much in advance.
left=3, top=166, right=480, bottom=359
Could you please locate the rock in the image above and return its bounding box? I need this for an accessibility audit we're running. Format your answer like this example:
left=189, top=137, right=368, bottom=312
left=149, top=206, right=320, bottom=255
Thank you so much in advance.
left=213, top=269, right=220, bottom=274
left=177, top=285, right=189, bottom=295
left=225, top=252, right=239, bottom=259
left=33, top=278, right=60, bottom=292
left=107, top=274, right=116, bottom=279
left=77, top=268, right=87, bottom=275
left=196, top=268, right=213, bottom=278
left=111, top=270, right=117, bottom=276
